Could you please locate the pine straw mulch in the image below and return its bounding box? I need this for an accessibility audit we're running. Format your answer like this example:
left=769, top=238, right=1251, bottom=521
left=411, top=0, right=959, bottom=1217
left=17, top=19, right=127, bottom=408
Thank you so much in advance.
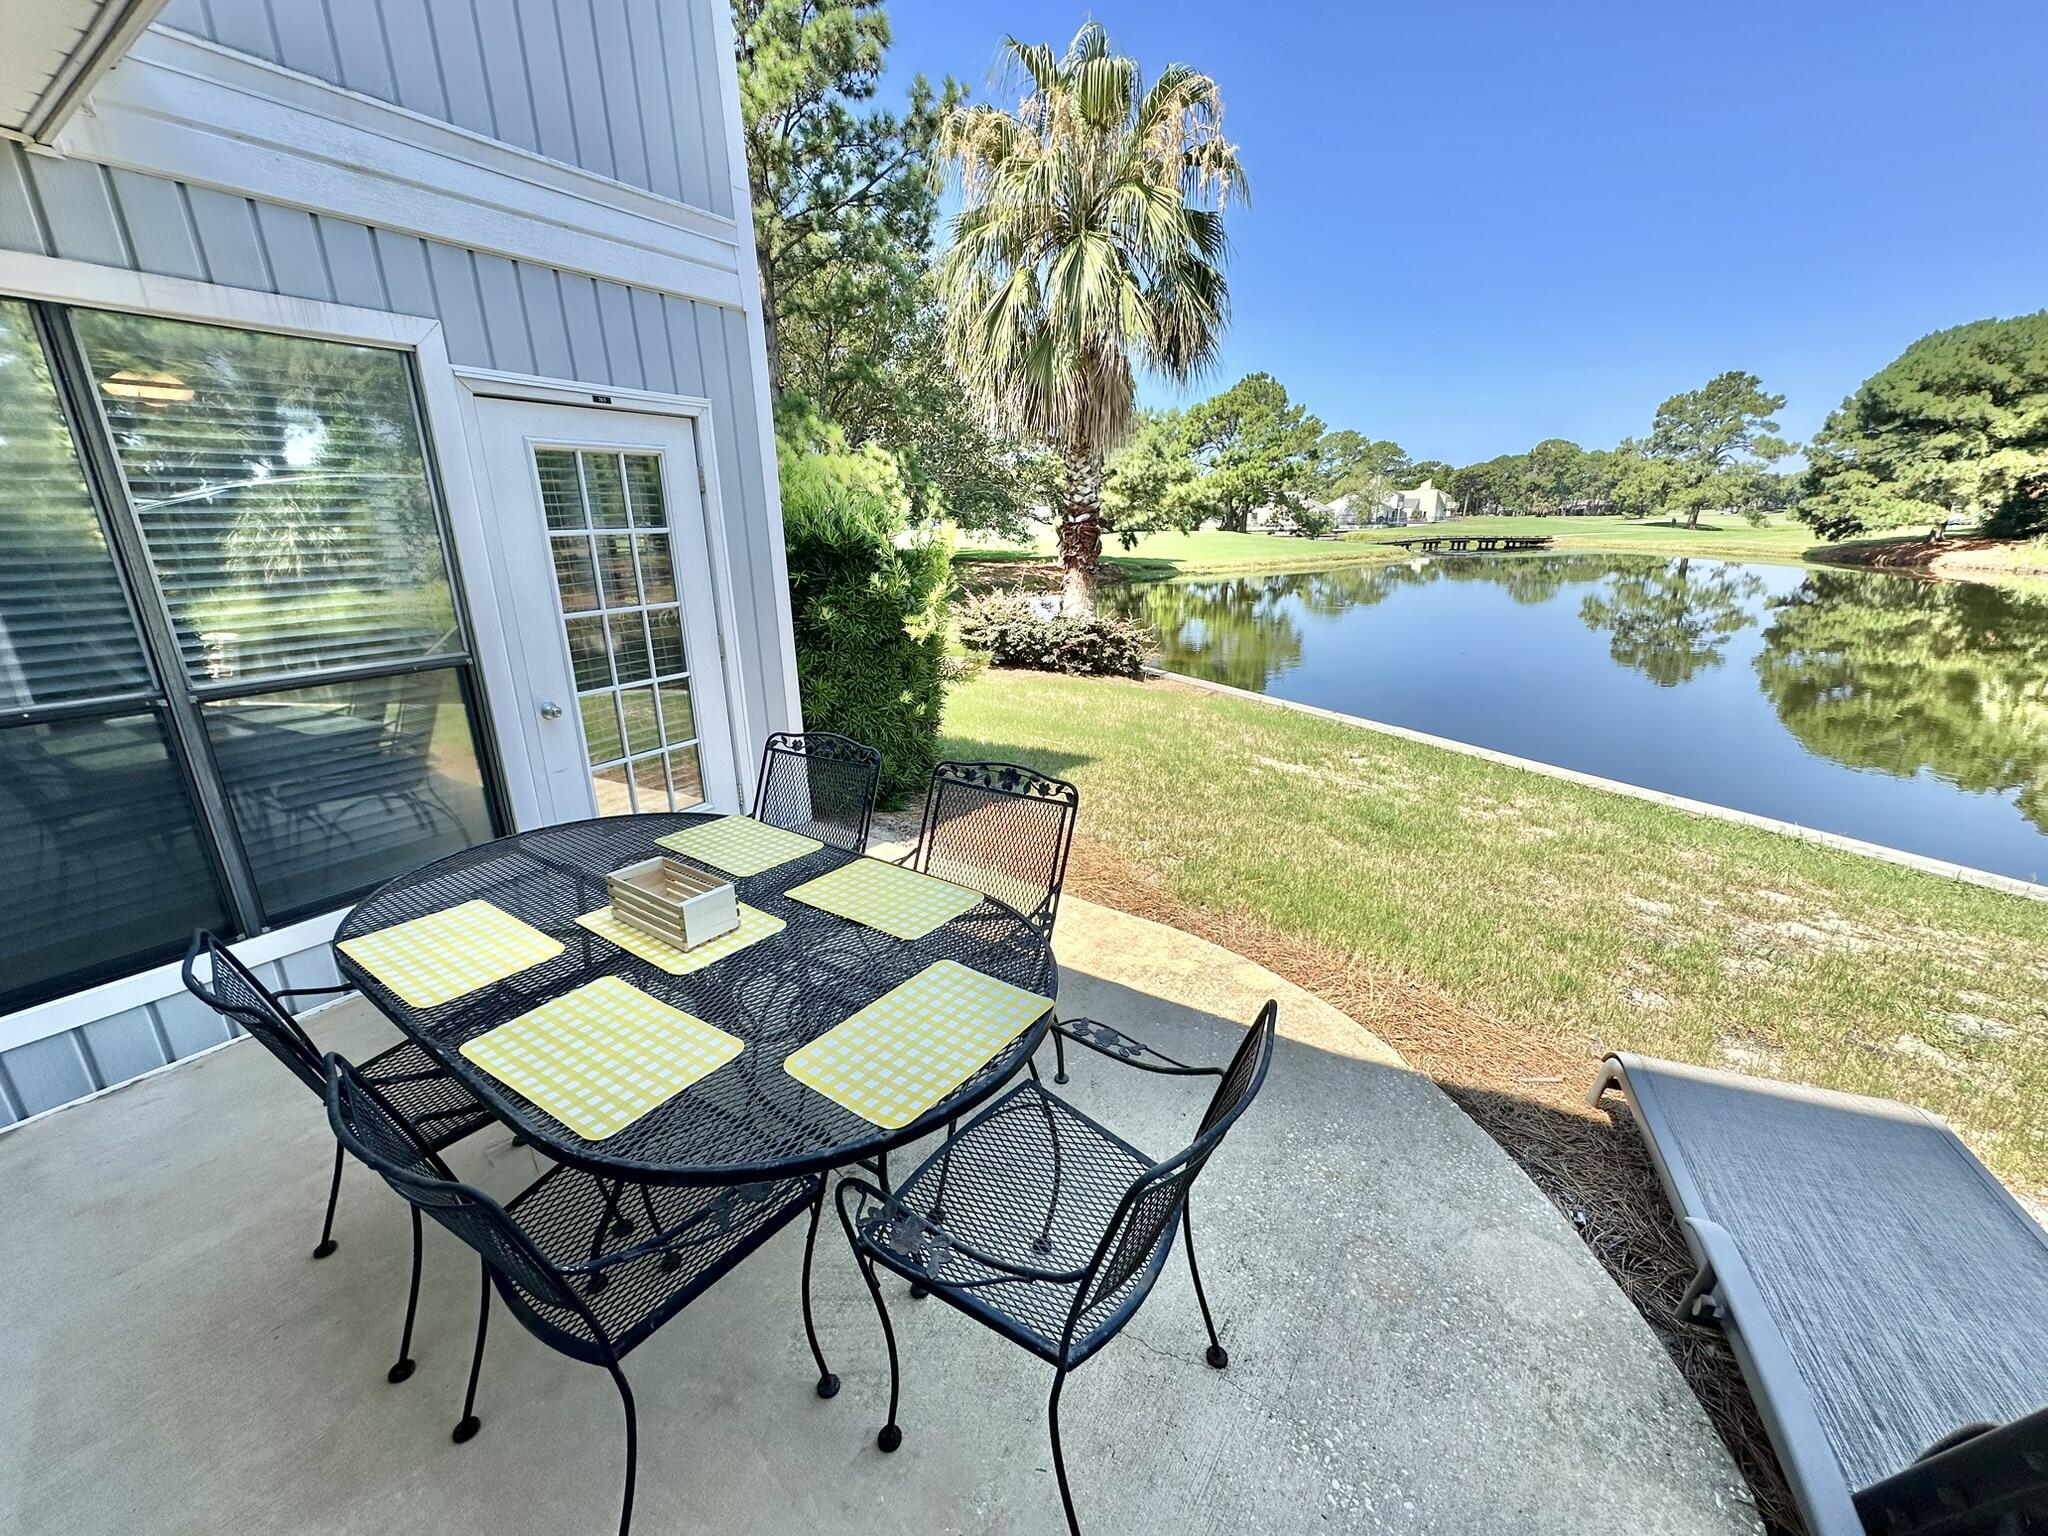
left=1054, top=834, right=1803, bottom=1535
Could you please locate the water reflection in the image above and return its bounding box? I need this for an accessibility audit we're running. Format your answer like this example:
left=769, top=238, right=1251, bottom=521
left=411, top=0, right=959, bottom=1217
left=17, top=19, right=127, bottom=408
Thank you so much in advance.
left=1104, top=554, right=2048, bottom=865
left=1755, top=571, right=2048, bottom=832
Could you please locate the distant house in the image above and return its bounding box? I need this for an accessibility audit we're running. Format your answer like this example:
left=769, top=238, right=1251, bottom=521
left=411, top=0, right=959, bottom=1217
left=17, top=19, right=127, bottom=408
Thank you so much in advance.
left=1381, top=481, right=1458, bottom=525
left=1248, top=492, right=1367, bottom=534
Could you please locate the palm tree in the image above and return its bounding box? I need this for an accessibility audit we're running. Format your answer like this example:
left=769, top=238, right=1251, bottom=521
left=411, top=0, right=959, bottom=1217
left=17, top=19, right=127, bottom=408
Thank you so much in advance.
left=934, top=23, right=1246, bottom=614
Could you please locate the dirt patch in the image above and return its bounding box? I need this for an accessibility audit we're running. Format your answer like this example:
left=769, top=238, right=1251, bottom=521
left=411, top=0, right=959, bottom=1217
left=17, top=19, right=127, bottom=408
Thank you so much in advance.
left=1057, top=834, right=1800, bottom=1535
left=1807, top=534, right=2048, bottom=583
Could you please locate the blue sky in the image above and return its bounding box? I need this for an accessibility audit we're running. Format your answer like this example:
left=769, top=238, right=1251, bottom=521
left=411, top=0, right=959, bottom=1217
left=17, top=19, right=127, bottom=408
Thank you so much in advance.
left=881, top=1, right=2048, bottom=465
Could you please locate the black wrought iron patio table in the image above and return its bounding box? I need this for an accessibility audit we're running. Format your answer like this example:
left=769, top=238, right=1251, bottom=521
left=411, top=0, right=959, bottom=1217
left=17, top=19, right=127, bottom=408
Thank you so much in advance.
left=333, top=813, right=1058, bottom=1188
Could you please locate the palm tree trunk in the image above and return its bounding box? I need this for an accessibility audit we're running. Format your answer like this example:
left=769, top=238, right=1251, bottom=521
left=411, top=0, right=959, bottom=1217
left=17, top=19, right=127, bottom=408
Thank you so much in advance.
left=1057, top=452, right=1105, bottom=617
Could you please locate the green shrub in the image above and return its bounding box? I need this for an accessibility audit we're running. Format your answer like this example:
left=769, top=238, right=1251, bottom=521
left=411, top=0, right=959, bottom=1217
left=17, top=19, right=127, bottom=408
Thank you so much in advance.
left=778, top=425, right=950, bottom=803
left=955, top=591, right=1152, bottom=678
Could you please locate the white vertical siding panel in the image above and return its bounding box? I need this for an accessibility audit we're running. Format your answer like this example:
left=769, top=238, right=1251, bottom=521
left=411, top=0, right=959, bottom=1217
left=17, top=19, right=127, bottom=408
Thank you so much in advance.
left=379, top=0, right=451, bottom=122
left=205, top=0, right=281, bottom=61
left=625, top=0, right=680, bottom=202
left=473, top=253, right=535, bottom=373
left=552, top=0, right=617, bottom=182
left=252, top=203, right=334, bottom=301
left=266, top=0, right=341, bottom=81
left=0, top=144, right=49, bottom=255
left=24, top=159, right=129, bottom=268
left=594, top=280, right=644, bottom=387
left=153, top=989, right=234, bottom=1058
left=514, top=0, right=581, bottom=166
left=372, top=228, right=438, bottom=318
left=695, top=304, right=770, bottom=732
left=277, top=945, right=346, bottom=993
left=185, top=187, right=274, bottom=290
left=685, top=0, right=735, bottom=217
left=663, top=296, right=706, bottom=395
left=81, top=1009, right=172, bottom=1086
left=157, top=0, right=211, bottom=32
left=559, top=274, right=609, bottom=381
left=0, top=1035, right=97, bottom=1114
left=425, top=241, right=491, bottom=364
left=516, top=263, right=576, bottom=379
left=588, top=0, right=650, bottom=191
left=328, top=3, right=397, bottom=99
left=475, top=1, right=540, bottom=155
left=659, top=0, right=712, bottom=209
left=425, top=0, right=497, bottom=139
left=108, top=170, right=206, bottom=280
left=316, top=217, right=388, bottom=310
left=628, top=288, right=675, bottom=392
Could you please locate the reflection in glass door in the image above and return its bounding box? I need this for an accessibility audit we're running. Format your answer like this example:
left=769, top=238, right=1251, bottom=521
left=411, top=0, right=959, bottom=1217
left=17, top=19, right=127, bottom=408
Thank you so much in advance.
left=536, top=447, right=705, bottom=814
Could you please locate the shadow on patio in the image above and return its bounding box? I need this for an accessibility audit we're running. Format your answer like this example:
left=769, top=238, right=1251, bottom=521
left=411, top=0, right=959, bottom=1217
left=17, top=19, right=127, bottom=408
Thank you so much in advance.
left=0, top=898, right=1757, bottom=1535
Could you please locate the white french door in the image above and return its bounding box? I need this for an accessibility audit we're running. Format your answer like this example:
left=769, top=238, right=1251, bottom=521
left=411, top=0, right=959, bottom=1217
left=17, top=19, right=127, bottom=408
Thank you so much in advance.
left=473, top=398, right=740, bottom=824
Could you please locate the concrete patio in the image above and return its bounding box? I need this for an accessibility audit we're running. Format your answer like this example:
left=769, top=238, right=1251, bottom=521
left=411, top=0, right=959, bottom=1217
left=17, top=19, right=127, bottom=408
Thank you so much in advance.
left=0, top=898, right=1759, bottom=1534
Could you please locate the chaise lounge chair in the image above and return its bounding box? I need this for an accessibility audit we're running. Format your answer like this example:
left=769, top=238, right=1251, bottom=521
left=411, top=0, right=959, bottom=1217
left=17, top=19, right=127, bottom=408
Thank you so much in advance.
left=1589, top=1052, right=2048, bottom=1536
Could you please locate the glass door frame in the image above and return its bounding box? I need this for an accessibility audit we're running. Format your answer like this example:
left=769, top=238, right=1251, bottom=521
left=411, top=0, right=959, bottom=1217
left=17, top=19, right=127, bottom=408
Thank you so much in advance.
left=0, top=288, right=513, bottom=999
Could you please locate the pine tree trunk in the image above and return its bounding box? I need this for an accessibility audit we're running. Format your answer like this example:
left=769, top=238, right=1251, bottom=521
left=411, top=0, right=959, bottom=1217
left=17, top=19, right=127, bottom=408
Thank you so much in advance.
left=757, top=247, right=784, bottom=397
left=1057, top=452, right=1105, bottom=618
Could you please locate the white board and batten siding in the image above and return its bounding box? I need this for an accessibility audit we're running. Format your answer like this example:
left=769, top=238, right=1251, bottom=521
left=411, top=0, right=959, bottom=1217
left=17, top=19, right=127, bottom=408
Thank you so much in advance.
left=0, top=0, right=792, bottom=1125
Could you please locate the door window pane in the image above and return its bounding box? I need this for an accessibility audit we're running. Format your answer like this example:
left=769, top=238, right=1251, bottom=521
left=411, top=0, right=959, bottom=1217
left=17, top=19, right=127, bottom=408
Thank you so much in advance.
left=582, top=452, right=629, bottom=527
left=551, top=537, right=599, bottom=612
left=625, top=456, right=665, bottom=526
left=74, top=311, right=459, bottom=683
left=536, top=449, right=585, bottom=529
left=658, top=680, right=695, bottom=745
left=579, top=693, right=622, bottom=764
left=203, top=669, right=493, bottom=921
left=0, top=300, right=151, bottom=707
left=536, top=445, right=702, bottom=815
left=648, top=607, right=687, bottom=676
left=637, top=533, right=675, bottom=604
left=0, top=713, right=230, bottom=1000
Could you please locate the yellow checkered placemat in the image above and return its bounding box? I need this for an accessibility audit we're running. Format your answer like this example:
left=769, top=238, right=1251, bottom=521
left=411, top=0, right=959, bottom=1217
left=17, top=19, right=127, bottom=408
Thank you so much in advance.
left=783, top=959, right=1052, bottom=1129
left=655, top=815, right=823, bottom=878
left=338, top=899, right=564, bottom=1008
left=458, top=976, right=743, bottom=1141
left=572, top=901, right=785, bottom=975
left=783, top=858, right=982, bottom=942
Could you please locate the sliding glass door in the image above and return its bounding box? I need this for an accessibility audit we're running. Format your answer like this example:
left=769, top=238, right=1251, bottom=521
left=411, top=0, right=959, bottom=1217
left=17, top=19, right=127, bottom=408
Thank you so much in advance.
left=0, top=297, right=504, bottom=1011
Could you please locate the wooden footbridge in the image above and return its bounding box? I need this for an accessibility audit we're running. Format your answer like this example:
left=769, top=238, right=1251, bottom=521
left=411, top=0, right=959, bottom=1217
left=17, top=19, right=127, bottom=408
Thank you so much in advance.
left=1380, top=534, right=1553, bottom=553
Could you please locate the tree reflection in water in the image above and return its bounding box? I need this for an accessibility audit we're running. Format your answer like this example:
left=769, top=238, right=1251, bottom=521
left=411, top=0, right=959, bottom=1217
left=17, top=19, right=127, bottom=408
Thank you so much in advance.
left=1577, top=557, right=1766, bottom=687
left=1754, top=571, right=2048, bottom=832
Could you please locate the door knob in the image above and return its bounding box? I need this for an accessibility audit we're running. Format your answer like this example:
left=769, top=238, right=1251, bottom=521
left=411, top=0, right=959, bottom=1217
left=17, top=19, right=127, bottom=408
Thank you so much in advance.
left=537, top=700, right=564, bottom=720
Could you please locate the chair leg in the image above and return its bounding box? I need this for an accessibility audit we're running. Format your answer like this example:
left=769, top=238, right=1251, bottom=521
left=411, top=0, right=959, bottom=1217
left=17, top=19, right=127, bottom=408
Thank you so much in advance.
left=801, top=1183, right=839, bottom=1398
left=452, top=1259, right=490, bottom=1443
left=313, top=1141, right=344, bottom=1259
left=837, top=1200, right=901, bottom=1452
left=605, top=1361, right=639, bottom=1536
left=388, top=1206, right=423, bottom=1383
left=1048, top=1368, right=1082, bottom=1535
left=913, top=1120, right=961, bottom=1300
left=1182, top=1204, right=1229, bottom=1370
left=1053, top=1026, right=1069, bottom=1086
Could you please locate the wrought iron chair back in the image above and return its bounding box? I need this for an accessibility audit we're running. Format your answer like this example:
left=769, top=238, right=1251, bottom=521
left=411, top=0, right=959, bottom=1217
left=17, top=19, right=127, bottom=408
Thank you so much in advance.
left=181, top=930, right=325, bottom=1096
left=323, top=1056, right=612, bottom=1363
left=913, top=760, right=1079, bottom=931
left=1064, top=1000, right=1278, bottom=1353
left=752, top=730, right=882, bottom=852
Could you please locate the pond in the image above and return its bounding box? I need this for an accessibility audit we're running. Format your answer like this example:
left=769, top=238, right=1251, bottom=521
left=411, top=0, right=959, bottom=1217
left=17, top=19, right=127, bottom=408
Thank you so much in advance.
left=1103, top=554, right=2048, bottom=884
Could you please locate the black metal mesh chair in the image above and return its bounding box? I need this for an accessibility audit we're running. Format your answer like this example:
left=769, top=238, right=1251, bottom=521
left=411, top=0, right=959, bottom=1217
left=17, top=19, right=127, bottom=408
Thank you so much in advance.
left=752, top=730, right=882, bottom=853
left=324, top=1055, right=831, bottom=1536
left=835, top=1000, right=1279, bottom=1536
left=181, top=931, right=497, bottom=1382
left=907, top=761, right=1081, bottom=1079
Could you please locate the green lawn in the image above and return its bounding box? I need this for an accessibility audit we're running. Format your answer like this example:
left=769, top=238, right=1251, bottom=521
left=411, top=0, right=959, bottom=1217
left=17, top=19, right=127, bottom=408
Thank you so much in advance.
left=942, top=668, right=2048, bottom=1192
left=1348, top=512, right=1884, bottom=566
left=957, top=527, right=1402, bottom=581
